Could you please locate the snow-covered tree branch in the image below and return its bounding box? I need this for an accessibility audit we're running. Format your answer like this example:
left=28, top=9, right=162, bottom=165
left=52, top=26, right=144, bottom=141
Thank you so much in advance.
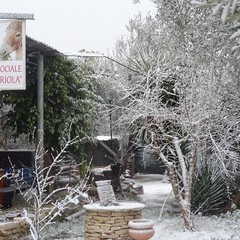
left=101, top=0, right=240, bottom=230
left=15, top=137, right=91, bottom=240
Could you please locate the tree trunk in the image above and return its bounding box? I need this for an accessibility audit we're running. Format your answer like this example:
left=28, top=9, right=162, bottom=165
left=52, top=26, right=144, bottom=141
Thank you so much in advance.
left=157, top=141, right=196, bottom=231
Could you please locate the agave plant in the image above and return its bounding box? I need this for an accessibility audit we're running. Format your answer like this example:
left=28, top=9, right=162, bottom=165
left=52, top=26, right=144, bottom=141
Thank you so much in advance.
left=191, top=167, right=230, bottom=215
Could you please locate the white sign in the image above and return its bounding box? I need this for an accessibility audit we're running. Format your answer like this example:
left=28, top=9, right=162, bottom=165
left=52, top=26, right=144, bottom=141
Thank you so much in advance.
left=0, top=20, right=26, bottom=90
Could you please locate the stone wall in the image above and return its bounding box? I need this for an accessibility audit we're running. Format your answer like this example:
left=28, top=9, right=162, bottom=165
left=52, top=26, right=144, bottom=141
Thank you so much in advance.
left=84, top=202, right=144, bottom=240
left=0, top=218, right=29, bottom=240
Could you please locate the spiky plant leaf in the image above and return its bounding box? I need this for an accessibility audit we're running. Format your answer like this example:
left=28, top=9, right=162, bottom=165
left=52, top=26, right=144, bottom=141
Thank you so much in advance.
left=191, top=168, right=230, bottom=215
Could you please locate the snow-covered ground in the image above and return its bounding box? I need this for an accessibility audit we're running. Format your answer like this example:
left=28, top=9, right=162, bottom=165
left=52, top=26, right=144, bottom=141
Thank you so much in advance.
left=43, top=174, right=240, bottom=240
left=136, top=174, right=240, bottom=240
left=142, top=207, right=240, bottom=240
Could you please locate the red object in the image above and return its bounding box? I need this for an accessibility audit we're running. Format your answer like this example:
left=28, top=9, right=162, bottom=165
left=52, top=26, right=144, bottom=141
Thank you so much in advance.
left=0, top=169, right=4, bottom=207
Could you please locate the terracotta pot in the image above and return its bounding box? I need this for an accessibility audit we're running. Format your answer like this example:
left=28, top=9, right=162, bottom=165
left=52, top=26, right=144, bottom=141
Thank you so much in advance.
left=128, top=219, right=155, bottom=240
left=5, top=213, right=18, bottom=221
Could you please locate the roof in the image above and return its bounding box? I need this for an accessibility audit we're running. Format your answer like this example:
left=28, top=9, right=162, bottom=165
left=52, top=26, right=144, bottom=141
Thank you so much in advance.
left=0, top=13, right=34, bottom=20
left=26, top=36, right=61, bottom=57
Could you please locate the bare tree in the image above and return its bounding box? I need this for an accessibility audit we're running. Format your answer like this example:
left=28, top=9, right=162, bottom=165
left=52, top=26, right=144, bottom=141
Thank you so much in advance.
left=15, top=137, right=91, bottom=240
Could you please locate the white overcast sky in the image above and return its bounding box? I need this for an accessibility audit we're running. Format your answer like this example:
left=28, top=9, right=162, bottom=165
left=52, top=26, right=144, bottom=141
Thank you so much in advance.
left=1, top=0, right=156, bottom=54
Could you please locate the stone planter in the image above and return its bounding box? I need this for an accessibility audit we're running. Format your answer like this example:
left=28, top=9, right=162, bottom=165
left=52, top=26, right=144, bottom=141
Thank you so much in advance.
left=0, top=217, right=29, bottom=240
left=128, top=219, right=155, bottom=240
left=84, top=202, right=145, bottom=240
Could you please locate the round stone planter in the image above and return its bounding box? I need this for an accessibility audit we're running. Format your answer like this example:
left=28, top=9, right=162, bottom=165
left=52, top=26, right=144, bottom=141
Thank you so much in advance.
left=128, top=219, right=155, bottom=240
left=83, top=201, right=145, bottom=240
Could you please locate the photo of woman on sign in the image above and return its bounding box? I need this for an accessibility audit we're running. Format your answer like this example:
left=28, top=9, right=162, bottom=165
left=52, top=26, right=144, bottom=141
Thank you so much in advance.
left=0, top=20, right=23, bottom=61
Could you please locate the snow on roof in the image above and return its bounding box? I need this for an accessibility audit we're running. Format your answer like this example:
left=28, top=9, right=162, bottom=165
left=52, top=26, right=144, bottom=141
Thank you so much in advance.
left=26, top=36, right=61, bottom=56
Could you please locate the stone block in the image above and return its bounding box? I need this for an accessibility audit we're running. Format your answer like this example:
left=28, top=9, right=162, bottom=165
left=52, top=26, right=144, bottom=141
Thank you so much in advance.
left=111, top=211, right=128, bottom=216
left=110, top=226, right=122, bottom=231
